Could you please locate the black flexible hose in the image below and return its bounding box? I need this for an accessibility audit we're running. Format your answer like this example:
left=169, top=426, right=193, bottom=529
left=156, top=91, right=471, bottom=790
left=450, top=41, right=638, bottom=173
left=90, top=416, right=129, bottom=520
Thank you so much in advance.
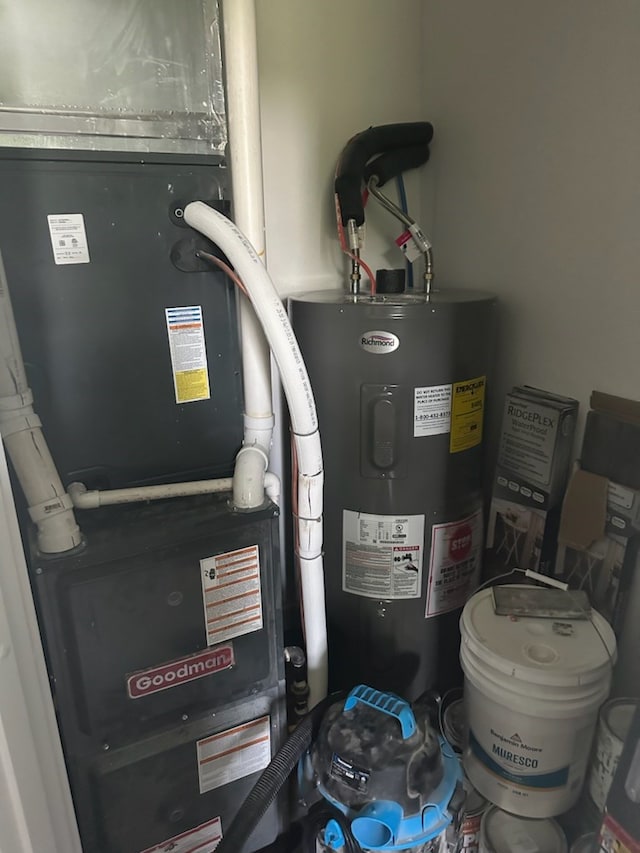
left=335, top=122, right=433, bottom=225
left=215, top=693, right=344, bottom=853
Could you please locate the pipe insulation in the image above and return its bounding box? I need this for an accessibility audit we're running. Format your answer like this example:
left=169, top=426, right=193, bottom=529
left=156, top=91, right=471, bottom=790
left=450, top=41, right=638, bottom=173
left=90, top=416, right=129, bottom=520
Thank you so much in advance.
left=222, top=0, right=274, bottom=509
left=0, top=252, right=81, bottom=554
left=184, top=201, right=328, bottom=707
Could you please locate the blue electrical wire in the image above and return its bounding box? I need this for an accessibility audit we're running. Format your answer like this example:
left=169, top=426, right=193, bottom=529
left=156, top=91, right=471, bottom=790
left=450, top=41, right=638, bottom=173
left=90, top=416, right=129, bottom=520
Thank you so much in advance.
left=396, top=174, right=413, bottom=289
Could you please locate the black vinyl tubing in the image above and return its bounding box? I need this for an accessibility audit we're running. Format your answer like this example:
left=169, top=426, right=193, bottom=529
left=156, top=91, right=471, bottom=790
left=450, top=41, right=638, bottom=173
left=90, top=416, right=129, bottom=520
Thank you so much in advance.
left=335, top=122, right=434, bottom=225
left=214, top=693, right=344, bottom=853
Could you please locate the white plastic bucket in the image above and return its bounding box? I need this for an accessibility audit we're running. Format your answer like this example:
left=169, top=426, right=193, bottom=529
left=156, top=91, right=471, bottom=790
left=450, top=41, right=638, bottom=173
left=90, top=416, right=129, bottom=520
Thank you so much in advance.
left=460, top=586, right=616, bottom=818
left=479, top=806, right=567, bottom=853
left=587, top=697, right=639, bottom=812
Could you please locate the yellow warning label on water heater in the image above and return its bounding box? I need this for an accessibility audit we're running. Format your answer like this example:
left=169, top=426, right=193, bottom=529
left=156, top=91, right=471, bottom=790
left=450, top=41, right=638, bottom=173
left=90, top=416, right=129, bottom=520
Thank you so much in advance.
left=450, top=376, right=485, bottom=453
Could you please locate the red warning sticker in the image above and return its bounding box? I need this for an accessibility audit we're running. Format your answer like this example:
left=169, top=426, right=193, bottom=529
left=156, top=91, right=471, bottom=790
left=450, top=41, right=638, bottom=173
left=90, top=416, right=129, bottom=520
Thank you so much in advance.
left=425, top=509, right=483, bottom=618
left=139, top=815, right=222, bottom=852
left=126, top=645, right=234, bottom=699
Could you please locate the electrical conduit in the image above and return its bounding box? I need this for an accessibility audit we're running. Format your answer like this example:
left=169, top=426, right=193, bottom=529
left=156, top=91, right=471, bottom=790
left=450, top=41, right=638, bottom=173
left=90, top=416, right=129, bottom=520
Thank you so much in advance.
left=184, top=201, right=328, bottom=708
left=0, top=252, right=81, bottom=554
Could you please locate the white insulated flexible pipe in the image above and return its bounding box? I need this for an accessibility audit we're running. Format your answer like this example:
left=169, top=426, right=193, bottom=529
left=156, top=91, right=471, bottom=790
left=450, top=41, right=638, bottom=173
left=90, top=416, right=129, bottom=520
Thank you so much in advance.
left=222, top=0, right=274, bottom=510
left=0, top=253, right=81, bottom=554
left=185, top=201, right=328, bottom=707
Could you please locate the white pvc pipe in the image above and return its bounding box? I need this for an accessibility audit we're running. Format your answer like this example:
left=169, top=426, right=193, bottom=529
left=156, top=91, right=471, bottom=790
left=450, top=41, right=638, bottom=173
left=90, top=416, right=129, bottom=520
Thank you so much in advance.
left=184, top=201, right=328, bottom=707
left=67, top=472, right=280, bottom=510
left=222, top=0, right=274, bottom=508
left=0, top=253, right=81, bottom=554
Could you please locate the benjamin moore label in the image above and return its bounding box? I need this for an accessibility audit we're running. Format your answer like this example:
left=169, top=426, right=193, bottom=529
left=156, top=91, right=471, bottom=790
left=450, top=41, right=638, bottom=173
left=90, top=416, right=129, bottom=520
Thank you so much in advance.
left=465, top=696, right=594, bottom=811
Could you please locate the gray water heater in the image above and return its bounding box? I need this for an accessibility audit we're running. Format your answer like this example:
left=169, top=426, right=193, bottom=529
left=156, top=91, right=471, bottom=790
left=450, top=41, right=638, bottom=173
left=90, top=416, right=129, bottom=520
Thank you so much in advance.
left=290, top=288, right=496, bottom=699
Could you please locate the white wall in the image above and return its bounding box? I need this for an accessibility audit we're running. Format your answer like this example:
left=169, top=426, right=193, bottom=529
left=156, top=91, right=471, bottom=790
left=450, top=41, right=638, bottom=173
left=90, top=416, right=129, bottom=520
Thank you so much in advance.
left=0, top=442, right=82, bottom=853
left=419, top=1, right=640, bottom=693
left=255, top=0, right=430, bottom=295
left=421, top=0, right=640, bottom=448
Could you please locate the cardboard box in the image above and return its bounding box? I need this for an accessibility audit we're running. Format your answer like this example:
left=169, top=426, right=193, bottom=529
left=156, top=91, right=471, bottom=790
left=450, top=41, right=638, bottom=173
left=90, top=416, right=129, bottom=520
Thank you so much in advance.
left=583, top=392, right=640, bottom=489
left=599, top=705, right=640, bottom=852
left=486, top=386, right=578, bottom=574
left=555, top=468, right=640, bottom=634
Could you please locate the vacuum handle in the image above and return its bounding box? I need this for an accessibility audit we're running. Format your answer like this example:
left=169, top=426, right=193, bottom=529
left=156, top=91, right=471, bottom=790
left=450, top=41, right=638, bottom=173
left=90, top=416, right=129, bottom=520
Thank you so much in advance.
left=344, top=685, right=416, bottom=739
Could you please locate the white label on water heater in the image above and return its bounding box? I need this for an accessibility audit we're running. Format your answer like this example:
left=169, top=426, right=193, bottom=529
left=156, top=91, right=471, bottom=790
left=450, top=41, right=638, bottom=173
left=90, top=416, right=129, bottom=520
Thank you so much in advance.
left=414, top=383, right=452, bottom=437
left=425, top=509, right=483, bottom=617
left=47, top=213, right=90, bottom=264
left=342, top=511, right=425, bottom=599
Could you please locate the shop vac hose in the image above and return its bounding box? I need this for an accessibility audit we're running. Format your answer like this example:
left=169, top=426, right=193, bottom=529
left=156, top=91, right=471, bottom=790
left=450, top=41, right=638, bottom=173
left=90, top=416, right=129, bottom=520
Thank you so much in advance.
left=215, top=693, right=343, bottom=853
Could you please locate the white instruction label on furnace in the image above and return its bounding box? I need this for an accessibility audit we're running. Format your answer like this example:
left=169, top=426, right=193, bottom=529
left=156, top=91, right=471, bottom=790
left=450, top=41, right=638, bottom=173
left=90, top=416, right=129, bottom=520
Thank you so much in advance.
left=197, top=716, right=271, bottom=794
left=139, top=816, right=222, bottom=853
left=414, top=383, right=452, bottom=437
left=47, top=213, right=90, bottom=265
left=165, top=306, right=211, bottom=404
left=343, top=511, right=425, bottom=599
left=425, top=509, right=483, bottom=617
left=201, top=545, right=263, bottom=645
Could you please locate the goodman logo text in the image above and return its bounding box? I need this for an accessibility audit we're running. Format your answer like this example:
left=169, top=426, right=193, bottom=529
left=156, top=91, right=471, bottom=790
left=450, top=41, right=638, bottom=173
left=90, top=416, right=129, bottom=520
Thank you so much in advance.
left=127, top=645, right=234, bottom=699
left=360, top=330, right=399, bottom=354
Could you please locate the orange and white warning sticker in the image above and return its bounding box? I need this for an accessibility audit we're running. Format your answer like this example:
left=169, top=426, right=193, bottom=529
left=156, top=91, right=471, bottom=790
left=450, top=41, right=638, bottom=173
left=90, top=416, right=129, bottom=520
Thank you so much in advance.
left=139, top=816, right=222, bottom=853
left=200, top=545, right=263, bottom=645
left=197, top=716, right=271, bottom=795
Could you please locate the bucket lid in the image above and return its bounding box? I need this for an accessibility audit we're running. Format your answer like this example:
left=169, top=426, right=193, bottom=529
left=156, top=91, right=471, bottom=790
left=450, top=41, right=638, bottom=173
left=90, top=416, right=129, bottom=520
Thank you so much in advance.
left=482, top=807, right=567, bottom=852
left=604, top=698, right=639, bottom=741
left=461, top=587, right=616, bottom=687
left=570, top=834, right=598, bottom=853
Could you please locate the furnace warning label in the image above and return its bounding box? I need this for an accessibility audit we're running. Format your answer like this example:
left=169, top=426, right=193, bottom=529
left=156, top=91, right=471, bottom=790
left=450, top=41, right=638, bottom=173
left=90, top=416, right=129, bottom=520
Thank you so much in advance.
left=47, top=213, right=90, bottom=265
left=414, top=383, right=452, bottom=437
left=201, top=545, right=263, bottom=645
left=197, top=716, right=271, bottom=794
left=139, top=816, right=222, bottom=853
left=165, top=306, right=211, bottom=404
left=450, top=376, right=486, bottom=453
left=425, top=509, right=483, bottom=617
left=343, top=511, right=425, bottom=599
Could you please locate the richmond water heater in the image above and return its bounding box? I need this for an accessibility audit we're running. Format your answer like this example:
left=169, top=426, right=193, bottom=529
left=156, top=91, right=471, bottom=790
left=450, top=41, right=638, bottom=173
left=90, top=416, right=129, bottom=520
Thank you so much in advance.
left=290, top=288, right=496, bottom=699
